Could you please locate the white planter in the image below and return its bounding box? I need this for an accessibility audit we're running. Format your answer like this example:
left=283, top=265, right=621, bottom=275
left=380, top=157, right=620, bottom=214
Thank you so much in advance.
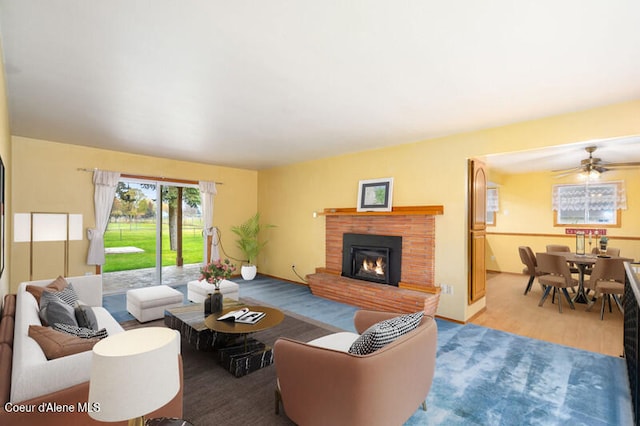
left=241, top=264, right=257, bottom=280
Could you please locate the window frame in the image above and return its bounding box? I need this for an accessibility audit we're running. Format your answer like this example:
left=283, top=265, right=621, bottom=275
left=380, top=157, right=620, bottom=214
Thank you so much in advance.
left=552, top=181, right=623, bottom=228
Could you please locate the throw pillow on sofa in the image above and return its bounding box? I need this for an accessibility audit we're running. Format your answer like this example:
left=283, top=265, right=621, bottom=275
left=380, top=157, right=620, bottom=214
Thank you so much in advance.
left=53, top=283, right=79, bottom=306
left=39, top=291, right=79, bottom=328
left=74, top=303, right=99, bottom=330
left=26, top=276, right=69, bottom=304
left=28, top=325, right=99, bottom=360
left=348, top=311, right=424, bottom=355
left=53, top=323, right=108, bottom=340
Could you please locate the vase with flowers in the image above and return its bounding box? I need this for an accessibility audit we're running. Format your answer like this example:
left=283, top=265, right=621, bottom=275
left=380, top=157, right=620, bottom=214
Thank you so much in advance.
left=199, top=258, right=236, bottom=314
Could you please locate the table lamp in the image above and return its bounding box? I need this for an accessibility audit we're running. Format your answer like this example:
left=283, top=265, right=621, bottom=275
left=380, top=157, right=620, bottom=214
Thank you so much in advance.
left=88, top=327, right=180, bottom=426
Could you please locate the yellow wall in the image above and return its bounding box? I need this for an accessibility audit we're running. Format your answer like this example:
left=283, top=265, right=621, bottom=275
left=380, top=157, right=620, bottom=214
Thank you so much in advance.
left=0, top=41, right=11, bottom=304
left=258, top=100, right=640, bottom=322
left=486, top=168, right=640, bottom=273
left=10, top=137, right=257, bottom=292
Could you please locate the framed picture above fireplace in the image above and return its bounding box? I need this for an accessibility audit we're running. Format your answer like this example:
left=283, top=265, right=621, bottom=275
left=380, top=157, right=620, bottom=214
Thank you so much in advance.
left=357, top=177, right=394, bottom=212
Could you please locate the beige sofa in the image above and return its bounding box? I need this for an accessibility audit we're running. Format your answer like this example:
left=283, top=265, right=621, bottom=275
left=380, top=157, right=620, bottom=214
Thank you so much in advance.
left=274, top=310, right=438, bottom=426
left=0, top=275, right=183, bottom=426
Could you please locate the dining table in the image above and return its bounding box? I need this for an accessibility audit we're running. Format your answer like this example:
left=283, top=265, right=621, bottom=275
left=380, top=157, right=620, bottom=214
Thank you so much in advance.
left=548, top=251, right=633, bottom=304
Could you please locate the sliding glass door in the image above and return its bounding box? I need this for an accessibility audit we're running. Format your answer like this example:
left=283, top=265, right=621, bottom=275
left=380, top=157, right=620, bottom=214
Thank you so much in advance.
left=103, top=179, right=203, bottom=294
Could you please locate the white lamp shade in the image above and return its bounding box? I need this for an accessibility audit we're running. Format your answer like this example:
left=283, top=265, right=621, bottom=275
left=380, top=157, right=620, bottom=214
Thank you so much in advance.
left=88, top=328, right=180, bottom=422
left=68, top=214, right=83, bottom=240
left=13, top=213, right=83, bottom=242
left=13, top=213, right=30, bottom=242
left=32, top=214, right=67, bottom=241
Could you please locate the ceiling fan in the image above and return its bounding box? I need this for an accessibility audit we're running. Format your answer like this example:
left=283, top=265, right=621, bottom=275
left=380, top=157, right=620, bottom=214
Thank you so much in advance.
left=553, top=146, right=640, bottom=178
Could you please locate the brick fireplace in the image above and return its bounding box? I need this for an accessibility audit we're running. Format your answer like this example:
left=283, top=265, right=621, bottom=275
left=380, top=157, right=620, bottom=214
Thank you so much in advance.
left=307, top=206, right=443, bottom=315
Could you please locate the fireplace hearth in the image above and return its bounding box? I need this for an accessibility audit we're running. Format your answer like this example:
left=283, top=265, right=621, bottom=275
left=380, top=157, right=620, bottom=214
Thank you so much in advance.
left=342, top=233, right=402, bottom=286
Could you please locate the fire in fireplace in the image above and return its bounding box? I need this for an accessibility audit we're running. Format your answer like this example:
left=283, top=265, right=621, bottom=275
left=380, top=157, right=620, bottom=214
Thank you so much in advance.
left=342, top=233, right=402, bottom=286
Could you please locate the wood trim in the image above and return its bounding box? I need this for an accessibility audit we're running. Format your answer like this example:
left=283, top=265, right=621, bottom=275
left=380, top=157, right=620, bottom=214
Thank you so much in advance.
left=466, top=306, right=487, bottom=323
left=121, top=173, right=199, bottom=185
left=314, top=267, right=340, bottom=275
left=398, top=282, right=441, bottom=294
left=319, top=205, right=444, bottom=216
left=486, top=231, right=640, bottom=241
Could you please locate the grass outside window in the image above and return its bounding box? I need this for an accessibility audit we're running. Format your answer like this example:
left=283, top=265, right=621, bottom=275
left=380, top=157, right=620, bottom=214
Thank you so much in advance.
left=103, top=221, right=203, bottom=272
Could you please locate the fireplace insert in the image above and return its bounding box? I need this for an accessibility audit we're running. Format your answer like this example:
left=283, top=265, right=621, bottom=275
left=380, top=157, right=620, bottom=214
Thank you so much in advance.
left=342, top=233, right=402, bottom=286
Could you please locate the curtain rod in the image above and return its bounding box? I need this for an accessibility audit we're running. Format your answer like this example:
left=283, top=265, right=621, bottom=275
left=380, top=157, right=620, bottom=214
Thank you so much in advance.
left=77, top=168, right=223, bottom=185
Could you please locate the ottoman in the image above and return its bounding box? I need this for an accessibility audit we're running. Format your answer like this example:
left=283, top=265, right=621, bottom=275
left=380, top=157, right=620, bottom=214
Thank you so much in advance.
left=127, top=285, right=184, bottom=322
left=187, top=279, right=240, bottom=303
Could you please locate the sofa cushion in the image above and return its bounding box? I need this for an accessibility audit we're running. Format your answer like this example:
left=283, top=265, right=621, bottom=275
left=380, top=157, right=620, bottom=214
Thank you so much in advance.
left=39, top=291, right=79, bottom=327
left=26, top=275, right=69, bottom=304
left=75, top=303, right=99, bottom=330
left=28, top=325, right=99, bottom=360
left=0, top=316, right=14, bottom=348
left=0, top=343, right=11, bottom=404
left=2, top=294, right=16, bottom=318
left=348, top=311, right=424, bottom=355
left=53, top=323, right=108, bottom=340
left=54, top=283, right=80, bottom=306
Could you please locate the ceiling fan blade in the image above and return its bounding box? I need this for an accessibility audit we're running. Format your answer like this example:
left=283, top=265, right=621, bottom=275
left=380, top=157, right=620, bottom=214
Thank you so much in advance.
left=552, top=166, right=582, bottom=174
left=553, top=169, right=582, bottom=178
left=604, top=162, right=640, bottom=168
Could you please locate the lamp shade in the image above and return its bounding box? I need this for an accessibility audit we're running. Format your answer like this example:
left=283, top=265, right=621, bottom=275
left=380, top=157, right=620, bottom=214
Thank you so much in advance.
left=88, top=327, right=180, bottom=422
left=13, top=213, right=84, bottom=242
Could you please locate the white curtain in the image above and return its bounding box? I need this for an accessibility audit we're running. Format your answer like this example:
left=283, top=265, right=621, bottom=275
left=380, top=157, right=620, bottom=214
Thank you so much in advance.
left=487, top=188, right=499, bottom=212
left=199, top=181, right=219, bottom=263
left=552, top=182, right=627, bottom=211
left=87, top=170, right=121, bottom=265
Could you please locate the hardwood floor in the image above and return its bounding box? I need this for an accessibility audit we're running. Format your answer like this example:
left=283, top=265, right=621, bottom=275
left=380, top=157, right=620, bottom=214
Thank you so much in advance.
left=469, top=272, right=624, bottom=357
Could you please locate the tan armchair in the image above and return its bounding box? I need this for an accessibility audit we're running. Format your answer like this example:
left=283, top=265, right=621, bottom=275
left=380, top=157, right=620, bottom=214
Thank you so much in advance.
left=273, top=310, right=437, bottom=426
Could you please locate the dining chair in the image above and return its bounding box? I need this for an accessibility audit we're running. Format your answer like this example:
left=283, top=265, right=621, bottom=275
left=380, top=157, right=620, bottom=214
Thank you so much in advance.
left=584, top=247, right=622, bottom=277
left=518, top=246, right=545, bottom=295
left=536, top=253, right=578, bottom=313
left=590, top=247, right=621, bottom=257
left=545, top=244, right=570, bottom=253
left=585, top=257, right=626, bottom=320
left=545, top=244, right=579, bottom=274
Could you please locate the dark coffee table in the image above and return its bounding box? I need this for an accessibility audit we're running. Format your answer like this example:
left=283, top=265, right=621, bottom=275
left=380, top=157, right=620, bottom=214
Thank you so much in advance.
left=204, top=305, right=284, bottom=377
left=164, top=300, right=245, bottom=351
left=165, top=302, right=284, bottom=377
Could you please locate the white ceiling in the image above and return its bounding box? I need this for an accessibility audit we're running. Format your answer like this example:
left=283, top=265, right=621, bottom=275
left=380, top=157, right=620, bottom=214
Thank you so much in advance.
left=485, top=135, right=640, bottom=174
left=1, top=1, right=639, bottom=170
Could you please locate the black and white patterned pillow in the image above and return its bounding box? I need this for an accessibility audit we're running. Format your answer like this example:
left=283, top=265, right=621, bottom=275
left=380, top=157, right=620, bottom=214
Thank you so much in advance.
left=53, top=323, right=109, bottom=340
left=348, top=311, right=424, bottom=355
left=39, top=291, right=79, bottom=327
left=55, top=283, right=79, bottom=306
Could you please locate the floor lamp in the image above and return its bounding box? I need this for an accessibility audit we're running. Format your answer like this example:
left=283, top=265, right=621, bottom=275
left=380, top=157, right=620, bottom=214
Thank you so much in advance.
left=89, top=327, right=180, bottom=426
left=14, top=212, right=83, bottom=280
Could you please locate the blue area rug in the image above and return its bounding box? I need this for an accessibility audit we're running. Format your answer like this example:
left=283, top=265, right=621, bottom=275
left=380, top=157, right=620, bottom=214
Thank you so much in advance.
left=407, top=323, right=632, bottom=426
left=103, top=275, right=632, bottom=425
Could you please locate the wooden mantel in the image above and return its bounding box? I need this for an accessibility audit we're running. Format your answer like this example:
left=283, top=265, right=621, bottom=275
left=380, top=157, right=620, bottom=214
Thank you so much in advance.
left=320, top=205, right=444, bottom=217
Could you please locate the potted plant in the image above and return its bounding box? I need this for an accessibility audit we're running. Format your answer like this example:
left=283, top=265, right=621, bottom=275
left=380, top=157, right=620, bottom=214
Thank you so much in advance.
left=231, top=213, right=275, bottom=280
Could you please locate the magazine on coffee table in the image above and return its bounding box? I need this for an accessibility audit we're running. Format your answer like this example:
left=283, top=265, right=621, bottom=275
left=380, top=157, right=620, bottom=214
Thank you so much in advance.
left=217, top=308, right=266, bottom=324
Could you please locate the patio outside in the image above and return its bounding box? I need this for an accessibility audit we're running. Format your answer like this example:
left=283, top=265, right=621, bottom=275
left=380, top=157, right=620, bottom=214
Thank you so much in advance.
left=103, top=263, right=202, bottom=295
